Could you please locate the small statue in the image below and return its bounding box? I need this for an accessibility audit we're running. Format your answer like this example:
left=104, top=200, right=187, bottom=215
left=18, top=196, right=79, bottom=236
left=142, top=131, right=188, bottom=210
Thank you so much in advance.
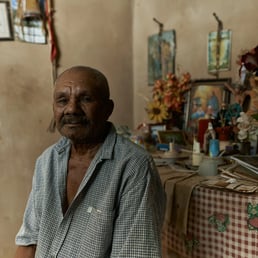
left=244, top=75, right=258, bottom=115
left=214, top=102, right=228, bottom=127
left=224, top=82, right=246, bottom=106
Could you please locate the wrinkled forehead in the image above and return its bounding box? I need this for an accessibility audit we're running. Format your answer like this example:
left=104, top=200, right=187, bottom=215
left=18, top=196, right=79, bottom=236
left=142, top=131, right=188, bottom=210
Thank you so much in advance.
left=54, top=68, right=110, bottom=99
left=54, top=78, right=97, bottom=98
left=55, top=70, right=94, bottom=88
left=55, top=79, right=89, bottom=90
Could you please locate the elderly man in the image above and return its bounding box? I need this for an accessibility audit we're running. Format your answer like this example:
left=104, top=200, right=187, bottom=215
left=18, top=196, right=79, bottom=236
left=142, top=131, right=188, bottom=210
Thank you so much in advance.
left=14, top=66, right=166, bottom=258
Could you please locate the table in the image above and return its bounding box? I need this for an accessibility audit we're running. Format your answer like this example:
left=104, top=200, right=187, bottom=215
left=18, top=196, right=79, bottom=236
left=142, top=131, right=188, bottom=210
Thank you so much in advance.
left=160, top=169, right=258, bottom=258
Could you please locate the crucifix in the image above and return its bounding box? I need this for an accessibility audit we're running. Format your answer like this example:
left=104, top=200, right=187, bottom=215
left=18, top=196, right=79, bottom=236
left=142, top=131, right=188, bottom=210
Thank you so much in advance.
left=153, top=17, right=164, bottom=73
left=213, top=12, right=223, bottom=78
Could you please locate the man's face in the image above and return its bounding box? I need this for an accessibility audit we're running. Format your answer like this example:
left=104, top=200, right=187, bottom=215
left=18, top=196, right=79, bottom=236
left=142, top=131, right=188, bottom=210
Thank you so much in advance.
left=53, top=70, right=113, bottom=143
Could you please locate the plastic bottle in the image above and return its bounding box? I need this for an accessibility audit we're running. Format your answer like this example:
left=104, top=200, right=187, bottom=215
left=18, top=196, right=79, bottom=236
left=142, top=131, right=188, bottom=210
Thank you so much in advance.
left=192, top=137, right=203, bottom=166
left=203, top=122, right=216, bottom=155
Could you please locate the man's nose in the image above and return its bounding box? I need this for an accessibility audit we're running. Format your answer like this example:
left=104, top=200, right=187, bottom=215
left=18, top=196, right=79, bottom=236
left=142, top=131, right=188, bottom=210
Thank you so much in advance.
left=65, top=98, right=81, bottom=114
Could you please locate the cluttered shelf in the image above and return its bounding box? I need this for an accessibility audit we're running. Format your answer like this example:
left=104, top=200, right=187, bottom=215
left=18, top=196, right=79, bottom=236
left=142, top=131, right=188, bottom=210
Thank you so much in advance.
left=156, top=154, right=258, bottom=258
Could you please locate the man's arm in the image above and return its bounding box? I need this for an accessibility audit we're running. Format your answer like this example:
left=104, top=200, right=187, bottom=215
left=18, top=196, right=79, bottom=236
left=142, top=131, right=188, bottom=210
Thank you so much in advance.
left=14, top=245, right=36, bottom=258
left=110, top=159, right=166, bottom=257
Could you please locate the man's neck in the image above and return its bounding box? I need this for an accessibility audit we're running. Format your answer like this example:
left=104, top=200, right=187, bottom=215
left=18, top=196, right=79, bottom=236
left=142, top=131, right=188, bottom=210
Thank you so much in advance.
left=70, top=142, right=102, bottom=160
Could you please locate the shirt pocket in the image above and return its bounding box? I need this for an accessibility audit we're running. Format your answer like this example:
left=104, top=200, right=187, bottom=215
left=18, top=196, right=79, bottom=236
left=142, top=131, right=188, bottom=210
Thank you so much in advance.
left=78, top=207, right=115, bottom=257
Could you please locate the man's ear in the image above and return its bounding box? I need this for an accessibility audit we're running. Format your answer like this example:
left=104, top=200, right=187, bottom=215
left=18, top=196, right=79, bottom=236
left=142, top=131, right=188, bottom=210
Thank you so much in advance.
left=47, top=117, right=56, bottom=133
left=105, top=99, right=114, bottom=119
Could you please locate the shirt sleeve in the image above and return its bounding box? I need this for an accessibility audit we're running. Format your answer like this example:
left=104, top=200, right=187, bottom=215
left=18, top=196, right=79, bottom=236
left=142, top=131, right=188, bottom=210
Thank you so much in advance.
left=110, top=157, right=166, bottom=257
left=15, top=173, right=39, bottom=246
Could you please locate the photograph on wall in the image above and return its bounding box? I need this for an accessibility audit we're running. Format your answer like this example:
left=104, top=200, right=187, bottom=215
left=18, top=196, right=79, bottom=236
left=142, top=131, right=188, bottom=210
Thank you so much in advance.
left=207, top=29, right=232, bottom=73
left=184, top=78, right=231, bottom=134
left=148, top=30, right=176, bottom=85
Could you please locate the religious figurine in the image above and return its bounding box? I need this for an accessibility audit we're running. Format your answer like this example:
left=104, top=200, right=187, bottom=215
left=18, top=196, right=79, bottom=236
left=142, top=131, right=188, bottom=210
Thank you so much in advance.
left=244, top=75, right=258, bottom=116
left=224, top=82, right=245, bottom=106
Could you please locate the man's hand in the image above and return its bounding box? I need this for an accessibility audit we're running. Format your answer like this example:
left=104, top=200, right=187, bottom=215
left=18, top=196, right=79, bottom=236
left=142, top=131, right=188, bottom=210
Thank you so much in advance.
left=14, top=245, right=36, bottom=258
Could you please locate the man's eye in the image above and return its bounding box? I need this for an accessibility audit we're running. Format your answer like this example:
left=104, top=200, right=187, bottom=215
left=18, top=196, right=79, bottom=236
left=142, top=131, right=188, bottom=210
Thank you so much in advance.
left=81, top=96, right=92, bottom=103
left=56, top=98, right=68, bottom=105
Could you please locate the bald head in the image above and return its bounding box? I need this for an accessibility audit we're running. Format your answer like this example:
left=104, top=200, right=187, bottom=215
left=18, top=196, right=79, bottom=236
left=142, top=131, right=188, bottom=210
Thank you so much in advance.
left=55, top=66, right=110, bottom=101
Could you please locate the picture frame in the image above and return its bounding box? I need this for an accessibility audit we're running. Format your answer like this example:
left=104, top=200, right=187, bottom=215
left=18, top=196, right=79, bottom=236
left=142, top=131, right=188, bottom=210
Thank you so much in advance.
left=184, top=78, right=231, bottom=134
left=0, top=1, right=14, bottom=40
left=11, top=0, right=47, bottom=44
left=157, top=130, right=187, bottom=145
left=207, top=29, right=232, bottom=73
left=148, top=123, right=166, bottom=144
left=148, top=30, right=176, bottom=85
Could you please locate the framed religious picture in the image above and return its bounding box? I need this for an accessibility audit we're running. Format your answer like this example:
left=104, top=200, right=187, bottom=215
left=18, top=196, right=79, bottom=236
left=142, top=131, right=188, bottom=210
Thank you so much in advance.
left=207, top=29, right=232, bottom=73
left=184, top=78, right=231, bottom=135
left=148, top=123, right=166, bottom=144
left=148, top=30, right=176, bottom=85
left=0, top=1, right=14, bottom=40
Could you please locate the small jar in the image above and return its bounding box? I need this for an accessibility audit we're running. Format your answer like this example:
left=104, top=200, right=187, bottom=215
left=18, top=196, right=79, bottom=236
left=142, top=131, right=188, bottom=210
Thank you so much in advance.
left=198, top=156, right=219, bottom=176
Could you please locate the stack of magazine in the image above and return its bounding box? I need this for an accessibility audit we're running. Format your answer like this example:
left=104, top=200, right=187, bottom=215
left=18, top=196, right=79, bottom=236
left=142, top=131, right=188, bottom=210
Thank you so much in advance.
left=224, top=155, right=258, bottom=183
left=230, top=155, right=258, bottom=175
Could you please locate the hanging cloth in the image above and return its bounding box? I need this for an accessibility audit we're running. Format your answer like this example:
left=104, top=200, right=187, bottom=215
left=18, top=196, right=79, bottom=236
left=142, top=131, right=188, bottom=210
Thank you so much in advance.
left=13, top=0, right=47, bottom=44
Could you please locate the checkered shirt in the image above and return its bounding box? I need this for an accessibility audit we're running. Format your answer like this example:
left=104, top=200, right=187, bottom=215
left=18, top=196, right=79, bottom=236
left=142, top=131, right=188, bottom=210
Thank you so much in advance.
left=16, top=124, right=166, bottom=257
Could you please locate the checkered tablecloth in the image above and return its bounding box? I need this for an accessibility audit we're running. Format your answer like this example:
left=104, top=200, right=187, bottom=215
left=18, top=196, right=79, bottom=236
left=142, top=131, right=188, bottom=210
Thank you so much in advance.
left=162, top=186, right=258, bottom=258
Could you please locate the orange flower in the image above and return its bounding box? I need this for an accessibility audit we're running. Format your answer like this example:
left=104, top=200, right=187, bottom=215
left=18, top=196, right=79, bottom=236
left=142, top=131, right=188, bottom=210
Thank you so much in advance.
left=148, top=72, right=191, bottom=120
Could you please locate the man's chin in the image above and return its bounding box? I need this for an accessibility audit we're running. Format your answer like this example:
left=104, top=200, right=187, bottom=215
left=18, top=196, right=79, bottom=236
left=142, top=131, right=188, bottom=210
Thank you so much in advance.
left=58, top=126, right=87, bottom=139
left=63, top=133, right=88, bottom=143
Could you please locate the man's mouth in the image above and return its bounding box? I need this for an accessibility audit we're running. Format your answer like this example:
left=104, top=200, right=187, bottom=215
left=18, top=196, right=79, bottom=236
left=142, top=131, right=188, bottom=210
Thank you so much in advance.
left=62, top=116, right=88, bottom=126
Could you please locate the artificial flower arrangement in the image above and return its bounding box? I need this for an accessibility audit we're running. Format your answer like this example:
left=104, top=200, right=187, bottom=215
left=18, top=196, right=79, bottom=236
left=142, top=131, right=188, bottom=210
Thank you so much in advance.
left=237, top=45, right=258, bottom=75
left=236, top=112, right=258, bottom=142
left=237, top=45, right=258, bottom=119
left=145, top=72, right=191, bottom=123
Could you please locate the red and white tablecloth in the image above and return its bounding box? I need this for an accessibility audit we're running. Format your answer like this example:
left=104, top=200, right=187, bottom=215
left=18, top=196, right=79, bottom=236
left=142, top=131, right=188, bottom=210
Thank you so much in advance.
left=162, top=186, right=258, bottom=258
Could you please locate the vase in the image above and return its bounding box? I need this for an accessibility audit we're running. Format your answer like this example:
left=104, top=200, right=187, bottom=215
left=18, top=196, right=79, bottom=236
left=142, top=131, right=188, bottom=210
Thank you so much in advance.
left=238, top=141, right=251, bottom=155
left=164, top=111, right=184, bottom=130
left=249, top=133, right=258, bottom=155
left=215, top=126, right=232, bottom=141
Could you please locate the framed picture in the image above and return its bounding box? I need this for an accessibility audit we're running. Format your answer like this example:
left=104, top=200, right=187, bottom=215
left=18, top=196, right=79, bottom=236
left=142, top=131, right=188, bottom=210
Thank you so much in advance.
left=157, top=130, right=187, bottom=145
left=11, top=0, right=47, bottom=44
left=148, top=123, right=166, bottom=144
left=184, top=78, right=231, bottom=134
left=0, top=1, right=14, bottom=40
left=207, top=29, right=232, bottom=73
left=148, top=30, right=176, bottom=85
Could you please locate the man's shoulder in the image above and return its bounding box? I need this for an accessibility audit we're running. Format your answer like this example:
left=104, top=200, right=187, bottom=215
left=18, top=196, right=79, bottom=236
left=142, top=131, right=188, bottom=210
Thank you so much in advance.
left=115, top=134, right=151, bottom=159
left=38, top=137, right=70, bottom=159
left=105, top=123, right=151, bottom=158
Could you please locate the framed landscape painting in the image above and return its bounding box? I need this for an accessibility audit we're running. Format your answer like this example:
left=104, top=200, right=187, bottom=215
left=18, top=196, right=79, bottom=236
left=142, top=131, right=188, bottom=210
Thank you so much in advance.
left=157, top=130, right=187, bottom=145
